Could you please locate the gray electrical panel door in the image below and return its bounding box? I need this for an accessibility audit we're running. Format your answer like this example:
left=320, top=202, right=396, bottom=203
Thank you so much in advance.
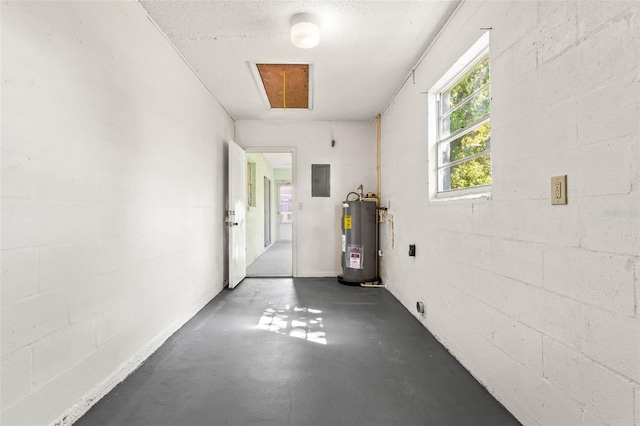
left=311, top=164, right=330, bottom=197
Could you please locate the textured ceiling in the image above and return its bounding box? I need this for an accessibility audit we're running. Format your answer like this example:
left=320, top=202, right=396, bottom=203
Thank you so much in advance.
left=139, top=0, right=461, bottom=121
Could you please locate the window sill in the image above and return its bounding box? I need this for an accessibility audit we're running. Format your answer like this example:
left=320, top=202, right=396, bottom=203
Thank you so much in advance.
left=431, top=187, right=491, bottom=203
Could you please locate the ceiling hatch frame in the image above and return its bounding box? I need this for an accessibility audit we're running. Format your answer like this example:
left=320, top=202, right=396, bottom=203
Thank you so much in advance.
left=249, top=61, right=315, bottom=111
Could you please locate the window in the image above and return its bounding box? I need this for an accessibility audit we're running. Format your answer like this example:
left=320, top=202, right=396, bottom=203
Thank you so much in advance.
left=435, top=39, right=490, bottom=194
left=247, top=161, right=256, bottom=207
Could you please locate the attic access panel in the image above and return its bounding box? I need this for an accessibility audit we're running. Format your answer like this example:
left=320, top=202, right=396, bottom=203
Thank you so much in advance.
left=251, top=62, right=314, bottom=110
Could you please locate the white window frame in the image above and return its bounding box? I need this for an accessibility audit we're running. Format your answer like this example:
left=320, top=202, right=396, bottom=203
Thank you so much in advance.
left=247, top=160, right=257, bottom=208
left=428, top=32, right=491, bottom=201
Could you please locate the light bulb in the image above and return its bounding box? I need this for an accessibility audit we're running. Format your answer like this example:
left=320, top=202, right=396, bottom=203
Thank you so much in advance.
left=291, top=14, right=320, bottom=49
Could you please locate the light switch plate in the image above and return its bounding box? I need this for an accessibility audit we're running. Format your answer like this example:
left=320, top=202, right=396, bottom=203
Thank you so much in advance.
left=551, top=175, right=567, bottom=205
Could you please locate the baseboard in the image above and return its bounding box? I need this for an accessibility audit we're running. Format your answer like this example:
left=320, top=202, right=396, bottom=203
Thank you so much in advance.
left=52, top=292, right=218, bottom=426
left=295, top=271, right=341, bottom=278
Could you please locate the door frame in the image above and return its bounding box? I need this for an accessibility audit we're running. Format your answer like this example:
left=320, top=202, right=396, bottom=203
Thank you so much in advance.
left=245, top=147, right=297, bottom=278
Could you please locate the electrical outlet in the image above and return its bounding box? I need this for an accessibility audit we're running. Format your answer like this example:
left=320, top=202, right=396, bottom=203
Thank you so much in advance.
left=409, top=244, right=416, bottom=257
left=551, top=175, right=567, bottom=205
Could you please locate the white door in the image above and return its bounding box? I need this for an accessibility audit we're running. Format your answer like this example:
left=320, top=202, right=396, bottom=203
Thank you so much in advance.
left=227, top=141, right=246, bottom=289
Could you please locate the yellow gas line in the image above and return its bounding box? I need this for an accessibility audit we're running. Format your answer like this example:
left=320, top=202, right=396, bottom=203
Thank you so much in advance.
left=282, top=70, right=287, bottom=109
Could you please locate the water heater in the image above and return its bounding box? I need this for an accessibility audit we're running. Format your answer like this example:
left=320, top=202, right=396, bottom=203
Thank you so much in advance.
left=338, top=188, right=379, bottom=286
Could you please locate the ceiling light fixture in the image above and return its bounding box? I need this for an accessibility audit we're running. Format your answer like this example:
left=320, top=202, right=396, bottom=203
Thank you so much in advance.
left=291, top=13, right=320, bottom=49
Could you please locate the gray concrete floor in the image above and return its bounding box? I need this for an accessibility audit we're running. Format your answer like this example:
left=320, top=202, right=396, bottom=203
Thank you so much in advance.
left=76, top=278, right=519, bottom=426
left=247, top=241, right=292, bottom=277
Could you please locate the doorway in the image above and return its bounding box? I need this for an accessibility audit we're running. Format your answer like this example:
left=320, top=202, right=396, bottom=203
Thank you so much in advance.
left=245, top=151, right=294, bottom=277
left=276, top=182, right=292, bottom=241
left=264, top=177, right=271, bottom=247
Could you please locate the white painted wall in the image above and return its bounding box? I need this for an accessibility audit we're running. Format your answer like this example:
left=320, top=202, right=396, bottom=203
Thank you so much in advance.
left=380, top=1, right=640, bottom=425
left=274, top=168, right=293, bottom=182
left=236, top=121, right=376, bottom=277
left=245, top=153, right=275, bottom=266
left=1, top=2, right=234, bottom=424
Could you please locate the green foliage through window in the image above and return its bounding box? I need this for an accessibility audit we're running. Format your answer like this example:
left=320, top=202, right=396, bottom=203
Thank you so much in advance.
left=438, top=53, right=491, bottom=192
left=444, top=56, right=490, bottom=111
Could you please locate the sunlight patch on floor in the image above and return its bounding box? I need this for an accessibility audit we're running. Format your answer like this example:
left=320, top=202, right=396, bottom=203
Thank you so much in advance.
left=257, top=304, right=327, bottom=345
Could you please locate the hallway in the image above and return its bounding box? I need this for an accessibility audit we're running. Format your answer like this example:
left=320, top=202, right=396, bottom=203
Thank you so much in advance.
left=247, top=241, right=293, bottom=277
left=76, top=278, right=518, bottom=426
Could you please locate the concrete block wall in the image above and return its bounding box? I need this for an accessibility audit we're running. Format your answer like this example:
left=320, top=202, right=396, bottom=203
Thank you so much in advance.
left=380, top=1, right=640, bottom=424
left=1, top=1, right=234, bottom=424
left=236, top=120, right=376, bottom=277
